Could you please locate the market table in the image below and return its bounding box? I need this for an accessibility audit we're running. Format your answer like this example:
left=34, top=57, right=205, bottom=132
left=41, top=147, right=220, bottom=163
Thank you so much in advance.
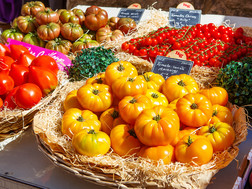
left=0, top=6, right=252, bottom=188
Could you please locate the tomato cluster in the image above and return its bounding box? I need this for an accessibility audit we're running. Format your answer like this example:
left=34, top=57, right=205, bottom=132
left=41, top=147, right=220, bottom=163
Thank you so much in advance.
left=121, top=23, right=252, bottom=67
left=0, top=43, right=59, bottom=110
left=61, top=61, right=235, bottom=165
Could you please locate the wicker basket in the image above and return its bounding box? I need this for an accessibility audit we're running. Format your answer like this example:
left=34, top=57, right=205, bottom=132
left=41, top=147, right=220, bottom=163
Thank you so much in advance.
left=0, top=71, right=68, bottom=143
left=33, top=75, right=248, bottom=188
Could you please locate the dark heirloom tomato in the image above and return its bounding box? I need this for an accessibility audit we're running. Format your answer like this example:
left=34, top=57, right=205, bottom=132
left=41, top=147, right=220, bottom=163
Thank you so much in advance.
left=35, top=7, right=59, bottom=25
left=28, top=66, right=58, bottom=96
left=22, top=32, right=45, bottom=47
left=37, top=22, right=61, bottom=41
left=108, top=17, right=120, bottom=30
left=84, top=5, right=108, bottom=31
left=116, top=17, right=137, bottom=35
left=45, top=38, right=72, bottom=55
left=15, top=83, right=42, bottom=109
left=21, top=1, right=45, bottom=16
left=72, top=9, right=85, bottom=25
left=95, top=25, right=124, bottom=43
left=0, top=73, right=14, bottom=95
left=1, top=28, right=24, bottom=43
left=60, top=23, right=83, bottom=41
left=31, top=55, right=59, bottom=75
left=16, top=15, right=38, bottom=34
left=59, top=10, right=75, bottom=24
left=60, top=9, right=85, bottom=25
left=9, top=63, right=29, bottom=86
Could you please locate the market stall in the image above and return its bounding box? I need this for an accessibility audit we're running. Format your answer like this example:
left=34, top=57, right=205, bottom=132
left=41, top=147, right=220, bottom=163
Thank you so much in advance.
left=0, top=2, right=251, bottom=189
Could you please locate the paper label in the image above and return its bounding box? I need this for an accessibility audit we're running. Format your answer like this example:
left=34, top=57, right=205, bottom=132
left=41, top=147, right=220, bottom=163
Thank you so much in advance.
left=177, top=2, right=195, bottom=10
left=167, top=50, right=187, bottom=60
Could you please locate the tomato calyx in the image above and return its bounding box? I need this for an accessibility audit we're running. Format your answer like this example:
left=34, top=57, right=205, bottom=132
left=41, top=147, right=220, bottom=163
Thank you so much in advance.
left=88, top=129, right=96, bottom=134
left=153, top=114, right=161, bottom=122
left=128, top=129, right=137, bottom=139
left=143, top=74, right=150, bottom=82
left=186, top=136, right=193, bottom=146
left=129, top=97, right=137, bottom=104
left=212, top=110, right=218, bottom=117
left=209, top=125, right=217, bottom=133
left=117, top=63, right=125, bottom=72
left=151, top=93, right=159, bottom=99
left=127, top=77, right=135, bottom=82
left=95, top=77, right=103, bottom=84
left=110, top=110, right=119, bottom=119
left=77, top=115, right=85, bottom=122
left=177, top=80, right=186, bottom=87
left=92, top=89, right=100, bottom=95
left=190, top=103, right=198, bottom=109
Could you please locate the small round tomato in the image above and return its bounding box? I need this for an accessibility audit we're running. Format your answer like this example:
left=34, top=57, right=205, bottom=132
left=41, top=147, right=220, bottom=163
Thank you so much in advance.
left=61, top=108, right=101, bottom=138
left=72, top=129, right=110, bottom=157
left=208, top=104, right=233, bottom=125
left=138, top=144, right=175, bottom=164
left=105, top=61, right=138, bottom=86
left=63, top=90, right=83, bottom=112
left=118, top=94, right=153, bottom=125
left=110, top=124, right=142, bottom=156
left=99, top=107, right=126, bottom=135
left=199, top=87, right=228, bottom=106
left=197, top=122, right=235, bottom=152
left=0, top=73, right=14, bottom=95
left=134, top=105, right=180, bottom=146
left=77, top=83, right=113, bottom=112
left=175, top=135, right=213, bottom=165
left=162, top=74, right=199, bottom=102
left=176, top=93, right=213, bottom=127
left=141, top=72, right=165, bottom=92
left=145, top=89, right=168, bottom=107
left=30, top=55, right=59, bottom=76
left=112, top=75, right=147, bottom=100
left=15, top=83, right=42, bottom=109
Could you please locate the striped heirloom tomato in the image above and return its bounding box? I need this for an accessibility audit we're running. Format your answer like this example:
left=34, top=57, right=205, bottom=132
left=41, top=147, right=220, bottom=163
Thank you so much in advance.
left=162, top=74, right=199, bottom=102
left=134, top=105, right=180, bottom=146
left=197, top=122, right=235, bottom=152
left=176, top=93, right=213, bottom=127
left=61, top=108, right=101, bottom=138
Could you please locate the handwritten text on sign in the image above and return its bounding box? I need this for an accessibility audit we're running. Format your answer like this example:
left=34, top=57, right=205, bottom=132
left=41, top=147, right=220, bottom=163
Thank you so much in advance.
left=151, top=56, right=194, bottom=79
left=117, top=8, right=145, bottom=22
left=169, top=8, right=201, bottom=28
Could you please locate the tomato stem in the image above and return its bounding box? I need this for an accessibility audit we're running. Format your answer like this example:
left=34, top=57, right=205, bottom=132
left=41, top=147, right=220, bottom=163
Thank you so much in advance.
left=143, top=74, right=150, bottom=82
left=187, top=136, right=193, bottom=146
left=127, top=78, right=135, bottom=82
left=128, top=129, right=138, bottom=139
left=209, top=126, right=217, bottom=133
left=117, top=64, right=125, bottom=72
left=95, top=77, right=104, bottom=84
left=190, top=103, right=198, bottom=109
left=77, top=116, right=84, bottom=122
left=212, top=110, right=218, bottom=117
left=110, top=110, right=119, bottom=119
left=129, top=98, right=137, bottom=104
left=92, top=89, right=99, bottom=95
left=153, top=114, right=161, bottom=122
left=151, top=93, right=159, bottom=99
left=88, top=129, right=96, bottom=134
left=178, top=80, right=186, bottom=87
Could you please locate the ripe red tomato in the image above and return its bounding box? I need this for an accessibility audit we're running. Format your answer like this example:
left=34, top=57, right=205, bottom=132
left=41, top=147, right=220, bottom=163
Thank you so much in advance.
left=0, top=43, right=10, bottom=56
left=16, top=52, right=35, bottom=67
left=30, top=55, right=59, bottom=76
left=15, top=83, right=42, bottom=109
left=0, top=73, right=14, bottom=95
left=0, top=56, right=15, bottom=74
left=10, top=44, right=29, bottom=60
left=0, top=97, right=3, bottom=109
left=9, top=63, right=29, bottom=86
left=3, top=86, right=19, bottom=109
left=121, top=42, right=129, bottom=51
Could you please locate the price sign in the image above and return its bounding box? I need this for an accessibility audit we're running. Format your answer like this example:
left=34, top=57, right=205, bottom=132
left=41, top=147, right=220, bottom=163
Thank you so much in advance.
left=117, top=8, right=145, bottom=22
left=151, top=56, right=194, bottom=79
left=169, top=7, right=201, bottom=28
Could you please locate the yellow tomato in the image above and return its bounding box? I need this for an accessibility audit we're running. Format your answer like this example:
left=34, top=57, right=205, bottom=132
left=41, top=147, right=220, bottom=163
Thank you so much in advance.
left=61, top=108, right=101, bottom=138
left=145, top=89, right=169, bottom=107
left=175, top=135, right=213, bottom=165
left=162, top=74, right=199, bottom=102
left=105, top=61, right=138, bottom=86
left=86, top=72, right=107, bottom=85
left=197, top=122, right=235, bottom=152
left=208, top=104, right=233, bottom=125
left=138, top=144, right=175, bottom=164
left=199, top=87, right=228, bottom=106
left=63, top=89, right=83, bottom=112
left=72, top=130, right=111, bottom=156
left=77, top=83, right=113, bottom=112
left=141, top=72, right=165, bottom=92
left=110, top=124, right=142, bottom=156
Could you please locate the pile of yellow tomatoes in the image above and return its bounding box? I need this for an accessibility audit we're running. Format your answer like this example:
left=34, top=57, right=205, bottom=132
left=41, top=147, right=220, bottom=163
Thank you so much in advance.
left=61, top=60, right=235, bottom=165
